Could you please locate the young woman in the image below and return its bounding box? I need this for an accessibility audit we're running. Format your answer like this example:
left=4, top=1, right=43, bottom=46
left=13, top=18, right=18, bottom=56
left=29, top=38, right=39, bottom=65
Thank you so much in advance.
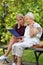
left=11, top=12, right=42, bottom=65
left=0, top=14, right=26, bottom=61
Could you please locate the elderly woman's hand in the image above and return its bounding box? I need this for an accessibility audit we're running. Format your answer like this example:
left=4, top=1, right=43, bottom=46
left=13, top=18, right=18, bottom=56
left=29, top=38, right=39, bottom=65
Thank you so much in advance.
left=29, top=25, right=41, bottom=37
left=29, top=25, right=34, bottom=37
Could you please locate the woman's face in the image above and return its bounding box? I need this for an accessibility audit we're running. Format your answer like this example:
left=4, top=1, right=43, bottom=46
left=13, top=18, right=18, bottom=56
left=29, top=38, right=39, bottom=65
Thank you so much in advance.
left=17, top=16, right=24, bottom=25
left=24, top=16, right=32, bottom=24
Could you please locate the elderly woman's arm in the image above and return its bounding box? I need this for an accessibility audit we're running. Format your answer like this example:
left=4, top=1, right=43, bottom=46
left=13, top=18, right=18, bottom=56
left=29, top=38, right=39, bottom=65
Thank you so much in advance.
left=30, top=27, right=41, bottom=37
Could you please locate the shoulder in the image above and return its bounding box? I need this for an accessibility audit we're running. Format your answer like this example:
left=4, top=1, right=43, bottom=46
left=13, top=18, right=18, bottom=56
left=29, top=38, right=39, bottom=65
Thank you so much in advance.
left=25, top=25, right=29, bottom=30
left=34, top=22, right=41, bottom=28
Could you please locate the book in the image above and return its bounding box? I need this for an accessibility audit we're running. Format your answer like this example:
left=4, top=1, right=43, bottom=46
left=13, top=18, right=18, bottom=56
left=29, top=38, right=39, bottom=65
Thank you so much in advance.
left=8, top=28, right=20, bottom=37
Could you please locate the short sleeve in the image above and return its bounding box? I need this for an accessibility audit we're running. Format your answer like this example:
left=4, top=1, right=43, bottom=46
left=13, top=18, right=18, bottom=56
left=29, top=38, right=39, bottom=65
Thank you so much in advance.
left=34, top=23, right=42, bottom=38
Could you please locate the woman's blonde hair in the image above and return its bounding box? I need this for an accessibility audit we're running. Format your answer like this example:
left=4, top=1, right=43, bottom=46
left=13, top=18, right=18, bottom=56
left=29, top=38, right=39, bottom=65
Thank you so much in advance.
left=16, top=14, right=25, bottom=28
left=16, top=13, right=24, bottom=19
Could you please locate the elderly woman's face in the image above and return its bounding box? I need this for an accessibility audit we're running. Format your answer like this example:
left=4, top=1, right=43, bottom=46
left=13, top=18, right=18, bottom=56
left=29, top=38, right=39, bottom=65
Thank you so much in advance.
left=24, top=16, right=32, bottom=24
left=17, top=16, right=24, bottom=25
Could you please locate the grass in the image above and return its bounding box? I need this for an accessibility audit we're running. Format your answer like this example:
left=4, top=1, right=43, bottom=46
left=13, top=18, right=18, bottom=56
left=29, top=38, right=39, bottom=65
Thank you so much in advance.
left=0, top=41, right=43, bottom=64
left=22, top=50, right=43, bottom=64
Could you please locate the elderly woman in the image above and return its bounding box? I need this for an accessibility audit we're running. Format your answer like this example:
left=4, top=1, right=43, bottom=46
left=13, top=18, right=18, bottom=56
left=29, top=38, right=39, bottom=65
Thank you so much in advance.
left=0, top=14, right=26, bottom=61
left=11, top=12, right=42, bottom=65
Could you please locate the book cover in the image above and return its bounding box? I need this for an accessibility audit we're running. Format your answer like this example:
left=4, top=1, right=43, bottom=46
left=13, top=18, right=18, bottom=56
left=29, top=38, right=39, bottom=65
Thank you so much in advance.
left=8, top=28, right=20, bottom=37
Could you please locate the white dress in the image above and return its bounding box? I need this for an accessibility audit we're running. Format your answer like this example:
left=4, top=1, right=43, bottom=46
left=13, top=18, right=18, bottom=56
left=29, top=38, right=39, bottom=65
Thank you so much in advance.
left=12, top=22, right=42, bottom=57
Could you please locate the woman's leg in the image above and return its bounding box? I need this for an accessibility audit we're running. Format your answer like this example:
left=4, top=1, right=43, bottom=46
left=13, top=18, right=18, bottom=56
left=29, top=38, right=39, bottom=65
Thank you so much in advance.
left=4, top=36, right=17, bottom=57
left=12, top=55, right=22, bottom=65
left=17, top=56, right=22, bottom=65
left=0, top=36, right=21, bottom=60
left=12, top=43, right=23, bottom=65
left=12, top=55, right=15, bottom=63
left=12, top=55, right=16, bottom=65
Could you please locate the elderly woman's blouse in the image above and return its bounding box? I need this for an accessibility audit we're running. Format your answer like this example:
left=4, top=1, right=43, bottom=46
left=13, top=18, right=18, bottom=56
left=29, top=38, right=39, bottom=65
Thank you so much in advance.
left=24, top=22, right=42, bottom=44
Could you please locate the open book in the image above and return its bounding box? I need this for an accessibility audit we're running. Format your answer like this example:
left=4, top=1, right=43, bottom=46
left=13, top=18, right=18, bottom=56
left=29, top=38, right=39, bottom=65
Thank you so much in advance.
left=8, top=28, right=20, bottom=37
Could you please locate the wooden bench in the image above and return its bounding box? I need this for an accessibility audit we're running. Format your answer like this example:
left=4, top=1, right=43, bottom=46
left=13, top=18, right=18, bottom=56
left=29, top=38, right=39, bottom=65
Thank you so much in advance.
left=0, top=32, right=43, bottom=65
left=0, top=46, right=43, bottom=65
left=25, top=47, right=43, bottom=65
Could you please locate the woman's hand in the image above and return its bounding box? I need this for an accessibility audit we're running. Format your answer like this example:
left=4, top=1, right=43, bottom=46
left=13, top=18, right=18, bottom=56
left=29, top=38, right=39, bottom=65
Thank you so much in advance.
left=16, top=38, right=24, bottom=42
left=29, top=25, right=41, bottom=37
left=15, top=36, right=24, bottom=42
left=29, top=25, right=34, bottom=37
left=16, top=36, right=24, bottom=39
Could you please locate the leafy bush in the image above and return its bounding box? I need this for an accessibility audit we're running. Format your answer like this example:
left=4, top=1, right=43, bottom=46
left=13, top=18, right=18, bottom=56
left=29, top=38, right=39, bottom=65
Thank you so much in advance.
left=0, top=0, right=43, bottom=45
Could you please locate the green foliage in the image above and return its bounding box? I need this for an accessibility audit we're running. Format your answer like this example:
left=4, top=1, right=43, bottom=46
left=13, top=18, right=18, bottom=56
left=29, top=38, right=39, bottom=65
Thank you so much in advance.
left=0, top=0, right=43, bottom=45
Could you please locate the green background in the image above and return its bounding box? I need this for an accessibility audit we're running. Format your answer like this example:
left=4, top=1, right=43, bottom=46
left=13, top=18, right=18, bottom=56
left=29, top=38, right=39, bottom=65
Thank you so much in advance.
left=0, top=0, right=43, bottom=45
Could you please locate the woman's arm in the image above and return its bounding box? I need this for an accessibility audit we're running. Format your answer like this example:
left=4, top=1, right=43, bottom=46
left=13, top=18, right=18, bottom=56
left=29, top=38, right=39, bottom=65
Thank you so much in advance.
left=16, top=36, right=24, bottom=39
left=15, top=36, right=24, bottom=42
left=33, top=27, right=41, bottom=36
left=30, top=27, right=41, bottom=37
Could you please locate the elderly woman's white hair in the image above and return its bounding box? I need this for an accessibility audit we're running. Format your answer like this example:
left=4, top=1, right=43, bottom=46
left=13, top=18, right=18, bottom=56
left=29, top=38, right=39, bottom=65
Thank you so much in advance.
left=25, top=12, right=34, bottom=20
left=16, top=13, right=24, bottom=18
